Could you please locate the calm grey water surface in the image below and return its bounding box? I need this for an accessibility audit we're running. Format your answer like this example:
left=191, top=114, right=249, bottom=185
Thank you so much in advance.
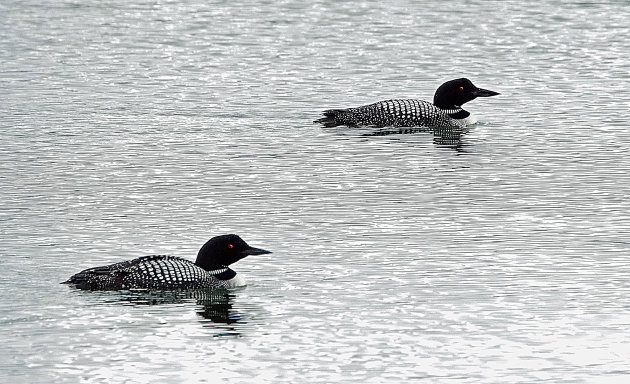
left=2, top=0, right=630, bottom=382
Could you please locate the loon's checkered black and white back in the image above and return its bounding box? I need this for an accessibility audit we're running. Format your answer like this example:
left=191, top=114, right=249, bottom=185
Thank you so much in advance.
left=317, top=99, right=462, bottom=128
left=314, top=78, right=499, bottom=128
left=65, top=255, right=235, bottom=290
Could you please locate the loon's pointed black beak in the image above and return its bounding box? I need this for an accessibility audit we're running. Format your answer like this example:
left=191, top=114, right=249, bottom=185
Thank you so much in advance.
left=240, top=246, right=272, bottom=256
left=475, top=87, right=500, bottom=97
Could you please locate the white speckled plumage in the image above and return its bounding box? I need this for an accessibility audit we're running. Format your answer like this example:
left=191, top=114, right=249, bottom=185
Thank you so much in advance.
left=66, top=255, right=239, bottom=290
left=336, top=99, right=461, bottom=128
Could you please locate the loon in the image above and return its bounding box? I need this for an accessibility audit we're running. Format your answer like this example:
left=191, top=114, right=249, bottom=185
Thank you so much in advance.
left=63, top=234, right=271, bottom=290
left=314, top=78, right=499, bottom=128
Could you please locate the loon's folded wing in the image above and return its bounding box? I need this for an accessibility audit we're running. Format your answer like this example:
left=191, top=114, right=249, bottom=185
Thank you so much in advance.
left=63, top=255, right=171, bottom=289
left=315, top=99, right=454, bottom=128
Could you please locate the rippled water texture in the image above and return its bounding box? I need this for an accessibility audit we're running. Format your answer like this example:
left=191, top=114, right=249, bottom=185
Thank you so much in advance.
left=1, top=0, right=630, bottom=382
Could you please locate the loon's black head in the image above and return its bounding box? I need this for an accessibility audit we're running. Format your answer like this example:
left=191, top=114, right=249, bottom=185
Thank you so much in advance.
left=195, top=234, right=271, bottom=270
left=433, top=78, right=499, bottom=110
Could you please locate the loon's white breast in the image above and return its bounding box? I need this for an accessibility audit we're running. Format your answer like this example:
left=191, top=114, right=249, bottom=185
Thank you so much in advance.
left=455, top=114, right=478, bottom=126
left=221, top=273, right=247, bottom=288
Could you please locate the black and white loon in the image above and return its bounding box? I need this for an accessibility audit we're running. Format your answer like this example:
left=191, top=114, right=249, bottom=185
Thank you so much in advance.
left=314, top=78, right=499, bottom=128
left=63, top=234, right=271, bottom=290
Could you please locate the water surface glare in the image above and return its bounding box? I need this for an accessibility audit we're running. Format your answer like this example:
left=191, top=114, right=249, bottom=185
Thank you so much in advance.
left=1, top=0, right=630, bottom=383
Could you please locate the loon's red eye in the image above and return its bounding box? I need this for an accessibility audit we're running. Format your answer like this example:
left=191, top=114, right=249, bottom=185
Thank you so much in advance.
left=227, top=244, right=234, bottom=249
left=459, top=86, right=464, bottom=91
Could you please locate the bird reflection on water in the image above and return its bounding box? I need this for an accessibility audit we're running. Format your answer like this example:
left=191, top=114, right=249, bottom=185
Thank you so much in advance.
left=361, top=125, right=470, bottom=150
left=102, top=288, right=245, bottom=336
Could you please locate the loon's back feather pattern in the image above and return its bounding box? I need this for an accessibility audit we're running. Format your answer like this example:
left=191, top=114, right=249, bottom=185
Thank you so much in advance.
left=64, top=255, right=230, bottom=290
left=315, top=99, right=461, bottom=128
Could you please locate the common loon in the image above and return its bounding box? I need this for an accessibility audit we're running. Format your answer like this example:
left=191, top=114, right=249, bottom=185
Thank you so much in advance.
left=63, top=234, right=271, bottom=290
left=314, top=78, right=499, bottom=128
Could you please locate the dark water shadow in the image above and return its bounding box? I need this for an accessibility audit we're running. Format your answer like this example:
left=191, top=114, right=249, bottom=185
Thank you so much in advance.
left=363, top=126, right=470, bottom=151
left=87, top=288, right=246, bottom=336
left=326, top=125, right=472, bottom=151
